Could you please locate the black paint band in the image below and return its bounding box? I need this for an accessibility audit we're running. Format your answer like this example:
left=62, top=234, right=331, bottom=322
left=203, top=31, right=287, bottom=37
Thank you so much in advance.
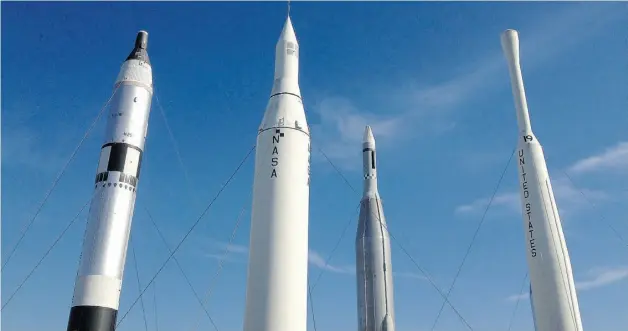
left=269, top=91, right=302, bottom=100
left=101, top=142, right=144, bottom=179
left=67, top=305, right=117, bottom=331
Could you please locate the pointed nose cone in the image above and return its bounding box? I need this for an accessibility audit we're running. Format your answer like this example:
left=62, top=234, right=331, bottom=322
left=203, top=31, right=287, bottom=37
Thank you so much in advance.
left=279, top=16, right=298, bottom=43
left=363, top=125, right=375, bottom=146
left=270, top=15, right=301, bottom=97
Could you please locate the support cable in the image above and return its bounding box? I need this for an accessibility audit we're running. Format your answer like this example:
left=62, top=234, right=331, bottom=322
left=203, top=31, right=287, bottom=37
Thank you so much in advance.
left=114, top=144, right=255, bottom=330
left=561, top=170, right=627, bottom=249
left=306, top=202, right=360, bottom=331
left=154, top=92, right=200, bottom=207
left=507, top=272, right=529, bottom=331
left=143, top=206, right=220, bottom=331
left=190, top=207, right=247, bottom=331
left=2, top=89, right=116, bottom=271
left=429, top=148, right=515, bottom=331
left=150, top=87, right=221, bottom=330
left=153, top=279, right=159, bottom=331
left=130, top=236, right=149, bottom=331
left=316, top=146, right=477, bottom=331
left=307, top=285, right=319, bottom=331
left=1, top=197, right=91, bottom=310
left=309, top=202, right=360, bottom=291
left=188, top=136, right=277, bottom=331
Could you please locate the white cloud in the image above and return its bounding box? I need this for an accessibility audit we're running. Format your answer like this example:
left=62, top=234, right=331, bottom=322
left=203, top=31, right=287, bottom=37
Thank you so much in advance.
left=455, top=192, right=520, bottom=215
left=568, top=141, right=628, bottom=175
left=507, top=266, right=628, bottom=302
left=576, top=266, right=628, bottom=291
left=309, top=5, right=622, bottom=169
left=203, top=241, right=355, bottom=274
left=205, top=253, right=246, bottom=264
left=203, top=241, right=249, bottom=263
left=455, top=176, right=607, bottom=217
left=310, top=96, right=405, bottom=169
left=308, top=249, right=354, bottom=274
left=203, top=243, right=425, bottom=280
left=506, top=292, right=530, bottom=302
left=1, top=126, right=67, bottom=173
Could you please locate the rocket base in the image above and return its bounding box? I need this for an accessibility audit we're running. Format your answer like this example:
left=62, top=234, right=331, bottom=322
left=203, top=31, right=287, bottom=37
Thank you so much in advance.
left=67, top=305, right=118, bottom=331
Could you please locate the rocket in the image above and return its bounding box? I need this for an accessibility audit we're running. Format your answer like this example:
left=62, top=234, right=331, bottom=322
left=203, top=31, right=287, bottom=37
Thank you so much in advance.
left=67, top=31, right=154, bottom=331
left=356, top=126, right=396, bottom=331
left=242, top=16, right=311, bottom=331
left=501, top=29, right=583, bottom=331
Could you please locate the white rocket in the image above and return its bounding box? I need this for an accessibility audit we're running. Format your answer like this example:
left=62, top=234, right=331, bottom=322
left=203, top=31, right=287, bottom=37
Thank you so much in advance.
left=67, top=31, right=154, bottom=331
left=356, top=126, right=396, bottom=331
left=243, top=16, right=311, bottom=331
left=501, top=29, right=583, bottom=331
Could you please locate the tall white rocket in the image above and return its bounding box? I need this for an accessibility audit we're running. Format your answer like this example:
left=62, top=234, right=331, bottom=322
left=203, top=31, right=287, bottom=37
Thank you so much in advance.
left=501, top=29, right=583, bottom=331
left=67, top=31, right=154, bottom=331
left=243, top=16, right=311, bottom=331
left=356, top=126, right=396, bottom=331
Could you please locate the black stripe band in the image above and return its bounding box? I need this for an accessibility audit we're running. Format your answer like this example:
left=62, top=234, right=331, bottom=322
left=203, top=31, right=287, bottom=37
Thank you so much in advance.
left=100, top=142, right=144, bottom=179
left=269, top=91, right=302, bottom=100
left=258, top=126, right=310, bottom=137
left=101, top=142, right=142, bottom=153
left=67, top=305, right=117, bottom=331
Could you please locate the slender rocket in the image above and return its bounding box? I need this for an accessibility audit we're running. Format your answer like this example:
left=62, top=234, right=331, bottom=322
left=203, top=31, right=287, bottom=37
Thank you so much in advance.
left=67, top=31, right=154, bottom=331
left=243, top=16, right=311, bottom=331
left=356, top=126, right=396, bottom=331
left=501, top=29, right=583, bottom=331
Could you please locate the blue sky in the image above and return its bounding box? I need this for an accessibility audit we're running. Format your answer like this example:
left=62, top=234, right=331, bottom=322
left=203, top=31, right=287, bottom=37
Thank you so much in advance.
left=2, top=2, right=627, bottom=331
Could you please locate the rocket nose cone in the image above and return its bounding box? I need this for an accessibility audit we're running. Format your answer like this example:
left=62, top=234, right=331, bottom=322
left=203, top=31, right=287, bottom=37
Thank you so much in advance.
left=279, top=16, right=297, bottom=42
left=501, top=29, right=518, bottom=41
left=501, top=29, right=519, bottom=58
left=135, top=30, right=149, bottom=50
left=363, top=125, right=375, bottom=144
left=126, top=30, right=151, bottom=64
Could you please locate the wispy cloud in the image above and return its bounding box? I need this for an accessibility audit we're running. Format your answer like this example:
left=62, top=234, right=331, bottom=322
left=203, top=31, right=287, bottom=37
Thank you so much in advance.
left=203, top=241, right=426, bottom=281
left=455, top=176, right=607, bottom=217
left=202, top=239, right=249, bottom=262
left=309, top=4, right=623, bottom=169
left=455, top=192, right=520, bottom=215
left=506, top=292, right=530, bottom=302
left=507, top=266, right=628, bottom=302
left=202, top=241, right=355, bottom=274
left=308, top=249, right=354, bottom=274
left=576, top=266, right=628, bottom=291
left=1, top=126, right=68, bottom=173
left=568, top=141, right=628, bottom=175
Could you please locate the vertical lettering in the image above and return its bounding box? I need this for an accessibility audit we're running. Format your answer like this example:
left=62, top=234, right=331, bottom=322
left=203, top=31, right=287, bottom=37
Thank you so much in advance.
left=270, top=129, right=283, bottom=178
left=520, top=149, right=536, bottom=257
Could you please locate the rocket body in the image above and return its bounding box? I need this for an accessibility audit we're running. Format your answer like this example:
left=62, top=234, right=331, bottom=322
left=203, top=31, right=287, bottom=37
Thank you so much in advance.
left=243, top=17, right=311, bottom=331
left=67, top=31, right=154, bottom=331
left=501, top=29, right=583, bottom=331
left=356, top=126, right=396, bottom=331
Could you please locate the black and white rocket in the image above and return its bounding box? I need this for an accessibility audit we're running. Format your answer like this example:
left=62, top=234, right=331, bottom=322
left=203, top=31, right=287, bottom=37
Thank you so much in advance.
left=67, top=31, right=154, bottom=331
left=501, top=29, right=583, bottom=331
left=356, top=126, right=396, bottom=331
left=243, top=16, right=311, bottom=331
